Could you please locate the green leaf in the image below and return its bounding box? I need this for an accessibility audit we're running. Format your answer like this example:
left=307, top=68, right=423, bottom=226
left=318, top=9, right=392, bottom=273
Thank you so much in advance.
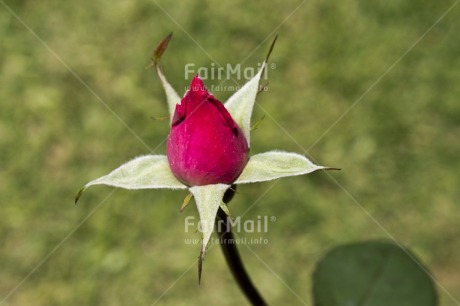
left=79, top=155, right=187, bottom=195
left=189, top=184, right=230, bottom=283
left=224, top=62, right=266, bottom=146
left=234, top=151, right=328, bottom=184
left=312, top=241, right=438, bottom=306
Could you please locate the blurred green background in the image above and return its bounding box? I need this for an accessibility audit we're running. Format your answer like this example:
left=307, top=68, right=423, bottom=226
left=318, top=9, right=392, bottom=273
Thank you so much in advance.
left=1, top=0, right=459, bottom=305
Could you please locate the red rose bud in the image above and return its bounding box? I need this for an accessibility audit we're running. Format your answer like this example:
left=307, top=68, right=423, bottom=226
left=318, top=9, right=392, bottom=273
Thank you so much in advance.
left=167, top=74, right=249, bottom=186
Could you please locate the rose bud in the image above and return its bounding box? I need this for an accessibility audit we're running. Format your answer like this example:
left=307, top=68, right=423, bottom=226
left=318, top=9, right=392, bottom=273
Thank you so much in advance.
left=167, top=74, right=249, bottom=186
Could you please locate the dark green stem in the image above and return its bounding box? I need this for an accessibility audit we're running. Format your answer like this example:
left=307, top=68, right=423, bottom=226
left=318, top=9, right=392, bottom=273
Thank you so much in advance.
left=215, top=186, right=267, bottom=306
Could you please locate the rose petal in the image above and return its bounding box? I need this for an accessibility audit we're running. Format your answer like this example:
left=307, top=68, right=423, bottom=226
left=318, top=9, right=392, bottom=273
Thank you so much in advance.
left=167, top=75, right=249, bottom=186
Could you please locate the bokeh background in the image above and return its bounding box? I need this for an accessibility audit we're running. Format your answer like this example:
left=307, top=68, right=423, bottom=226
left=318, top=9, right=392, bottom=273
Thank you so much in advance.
left=1, top=0, right=459, bottom=305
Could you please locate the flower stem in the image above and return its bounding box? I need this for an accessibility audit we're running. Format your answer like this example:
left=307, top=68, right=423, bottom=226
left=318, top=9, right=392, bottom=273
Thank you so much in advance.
left=215, top=186, right=267, bottom=306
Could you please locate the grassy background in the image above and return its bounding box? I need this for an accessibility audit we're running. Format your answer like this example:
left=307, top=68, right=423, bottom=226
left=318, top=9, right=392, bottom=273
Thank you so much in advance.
left=1, top=0, right=459, bottom=305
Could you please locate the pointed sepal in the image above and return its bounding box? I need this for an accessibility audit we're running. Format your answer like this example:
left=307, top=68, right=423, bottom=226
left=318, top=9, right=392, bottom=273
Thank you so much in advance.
left=148, top=33, right=181, bottom=124
left=76, top=155, right=187, bottom=202
left=75, top=187, right=86, bottom=204
left=189, top=184, right=230, bottom=283
left=157, top=68, right=181, bottom=124
left=224, top=63, right=265, bottom=146
left=151, top=32, right=172, bottom=66
left=224, top=36, right=277, bottom=146
left=235, top=151, right=335, bottom=184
